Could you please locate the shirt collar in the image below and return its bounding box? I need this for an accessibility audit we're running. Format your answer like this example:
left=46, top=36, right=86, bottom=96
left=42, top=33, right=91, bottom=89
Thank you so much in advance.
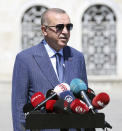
left=43, top=39, right=63, bottom=58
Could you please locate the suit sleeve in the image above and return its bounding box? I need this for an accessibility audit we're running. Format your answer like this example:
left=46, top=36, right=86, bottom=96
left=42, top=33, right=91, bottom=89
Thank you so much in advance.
left=80, top=54, right=88, bottom=87
left=12, top=54, right=29, bottom=131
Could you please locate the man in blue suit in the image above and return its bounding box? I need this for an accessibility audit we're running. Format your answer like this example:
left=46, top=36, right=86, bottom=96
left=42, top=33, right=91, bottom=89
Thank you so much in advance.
left=12, top=8, right=88, bottom=131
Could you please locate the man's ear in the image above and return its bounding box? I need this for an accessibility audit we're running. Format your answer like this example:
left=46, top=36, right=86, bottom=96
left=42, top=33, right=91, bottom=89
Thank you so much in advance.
left=41, top=26, right=47, bottom=36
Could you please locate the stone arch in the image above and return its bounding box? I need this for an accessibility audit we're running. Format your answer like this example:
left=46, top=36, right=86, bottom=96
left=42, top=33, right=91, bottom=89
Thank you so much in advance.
left=82, top=4, right=117, bottom=75
left=21, top=5, right=48, bottom=49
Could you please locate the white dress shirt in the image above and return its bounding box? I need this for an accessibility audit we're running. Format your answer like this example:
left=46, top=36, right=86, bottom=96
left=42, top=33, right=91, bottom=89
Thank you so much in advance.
left=43, top=39, right=64, bottom=80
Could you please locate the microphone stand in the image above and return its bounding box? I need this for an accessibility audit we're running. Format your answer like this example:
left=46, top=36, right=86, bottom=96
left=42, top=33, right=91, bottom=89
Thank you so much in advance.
left=88, top=109, right=112, bottom=131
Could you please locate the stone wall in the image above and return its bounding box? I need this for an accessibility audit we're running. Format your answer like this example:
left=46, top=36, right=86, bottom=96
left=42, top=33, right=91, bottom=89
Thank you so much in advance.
left=1, top=0, right=122, bottom=130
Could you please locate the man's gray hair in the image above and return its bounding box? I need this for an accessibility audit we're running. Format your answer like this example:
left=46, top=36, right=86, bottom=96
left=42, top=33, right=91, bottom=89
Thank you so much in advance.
left=41, top=8, right=67, bottom=25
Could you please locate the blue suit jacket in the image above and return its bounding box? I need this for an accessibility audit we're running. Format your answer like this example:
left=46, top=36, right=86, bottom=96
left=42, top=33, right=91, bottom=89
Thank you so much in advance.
left=12, top=40, right=88, bottom=131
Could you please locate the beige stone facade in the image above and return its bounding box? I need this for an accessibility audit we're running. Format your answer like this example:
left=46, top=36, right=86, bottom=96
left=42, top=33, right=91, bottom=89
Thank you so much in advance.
left=0, top=0, right=122, bottom=130
left=1, top=0, right=122, bottom=87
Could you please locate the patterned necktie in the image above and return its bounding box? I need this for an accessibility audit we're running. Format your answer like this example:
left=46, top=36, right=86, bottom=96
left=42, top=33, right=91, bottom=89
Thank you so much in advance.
left=55, top=53, right=64, bottom=83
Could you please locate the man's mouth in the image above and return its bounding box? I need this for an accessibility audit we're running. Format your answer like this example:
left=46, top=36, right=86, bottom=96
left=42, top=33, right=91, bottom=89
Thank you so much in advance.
left=59, top=37, right=67, bottom=40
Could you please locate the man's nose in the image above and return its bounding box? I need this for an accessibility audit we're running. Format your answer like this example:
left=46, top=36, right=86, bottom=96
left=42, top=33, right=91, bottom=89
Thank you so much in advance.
left=62, top=26, right=69, bottom=34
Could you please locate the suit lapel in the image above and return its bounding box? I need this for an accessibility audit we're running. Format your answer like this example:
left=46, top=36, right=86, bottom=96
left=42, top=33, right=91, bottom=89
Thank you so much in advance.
left=33, top=42, right=59, bottom=88
left=63, top=46, right=74, bottom=84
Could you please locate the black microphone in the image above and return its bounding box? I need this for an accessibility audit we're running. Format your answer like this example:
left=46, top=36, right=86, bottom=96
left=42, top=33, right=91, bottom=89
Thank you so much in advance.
left=53, top=99, right=71, bottom=113
left=46, top=89, right=58, bottom=100
left=46, top=99, right=71, bottom=113
left=86, top=87, right=96, bottom=101
left=23, top=103, right=34, bottom=117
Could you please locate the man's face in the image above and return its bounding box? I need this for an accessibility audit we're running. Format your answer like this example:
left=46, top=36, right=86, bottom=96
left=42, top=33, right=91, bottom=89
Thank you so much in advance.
left=42, top=12, right=72, bottom=51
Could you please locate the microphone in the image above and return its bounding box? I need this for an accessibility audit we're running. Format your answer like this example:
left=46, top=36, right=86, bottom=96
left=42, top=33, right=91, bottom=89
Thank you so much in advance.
left=91, top=92, right=112, bottom=129
left=92, top=92, right=110, bottom=110
left=70, top=79, right=112, bottom=129
left=23, top=103, right=34, bottom=117
left=32, top=83, right=70, bottom=110
left=31, top=92, right=45, bottom=107
left=70, top=78, right=94, bottom=112
left=54, top=83, right=70, bottom=95
left=54, top=99, right=71, bottom=113
left=46, top=89, right=58, bottom=100
left=70, top=99, right=89, bottom=114
left=59, top=91, right=75, bottom=104
left=46, top=99, right=71, bottom=113
left=86, top=87, right=96, bottom=101
left=46, top=99, right=71, bottom=131
left=46, top=100, right=56, bottom=112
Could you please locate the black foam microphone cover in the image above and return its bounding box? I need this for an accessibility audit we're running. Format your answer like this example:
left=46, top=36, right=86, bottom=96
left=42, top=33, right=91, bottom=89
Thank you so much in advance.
left=23, top=103, right=34, bottom=113
left=86, top=88, right=96, bottom=101
left=53, top=99, right=71, bottom=113
left=46, top=89, right=58, bottom=100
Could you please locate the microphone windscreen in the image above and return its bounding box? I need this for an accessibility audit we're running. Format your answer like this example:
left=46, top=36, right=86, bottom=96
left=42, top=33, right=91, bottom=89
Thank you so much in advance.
left=53, top=99, right=71, bottom=113
left=23, top=103, right=34, bottom=113
left=46, top=100, right=56, bottom=112
left=92, top=92, right=110, bottom=109
left=46, top=89, right=58, bottom=100
left=70, top=99, right=89, bottom=114
left=59, top=91, right=75, bottom=104
left=54, top=83, right=70, bottom=95
left=31, top=92, right=45, bottom=107
left=86, top=88, right=96, bottom=101
left=70, top=78, right=87, bottom=95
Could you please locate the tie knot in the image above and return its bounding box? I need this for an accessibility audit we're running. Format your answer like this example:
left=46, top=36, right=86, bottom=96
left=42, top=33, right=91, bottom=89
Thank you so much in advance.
left=55, top=52, right=61, bottom=57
